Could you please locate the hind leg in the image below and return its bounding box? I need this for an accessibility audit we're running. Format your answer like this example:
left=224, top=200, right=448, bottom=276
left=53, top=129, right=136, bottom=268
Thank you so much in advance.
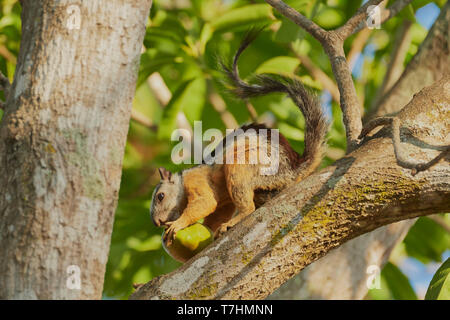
left=216, top=165, right=256, bottom=236
left=203, top=203, right=235, bottom=234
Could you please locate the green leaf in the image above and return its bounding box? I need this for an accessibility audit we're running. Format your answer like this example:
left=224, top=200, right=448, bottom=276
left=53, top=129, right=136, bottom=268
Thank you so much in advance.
left=137, top=51, right=178, bottom=87
left=382, top=262, right=418, bottom=300
left=274, top=17, right=302, bottom=43
left=404, top=216, right=450, bottom=264
left=255, top=56, right=300, bottom=75
left=157, top=79, right=194, bottom=140
left=434, top=0, right=447, bottom=9
left=410, top=23, right=428, bottom=45
left=425, top=258, right=450, bottom=300
left=211, top=4, right=275, bottom=32
left=278, top=122, right=304, bottom=141
left=397, top=4, right=417, bottom=23
left=199, top=23, right=214, bottom=55
left=181, top=77, right=206, bottom=125
left=314, top=8, right=345, bottom=29
left=411, top=0, right=433, bottom=10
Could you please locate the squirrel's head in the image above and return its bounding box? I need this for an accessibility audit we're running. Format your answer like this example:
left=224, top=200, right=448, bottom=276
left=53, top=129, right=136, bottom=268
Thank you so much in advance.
left=150, top=167, right=186, bottom=228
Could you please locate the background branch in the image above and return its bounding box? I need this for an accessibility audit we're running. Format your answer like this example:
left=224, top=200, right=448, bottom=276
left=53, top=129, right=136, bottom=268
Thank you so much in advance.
left=131, top=78, right=450, bottom=300
left=264, top=0, right=327, bottom=43
left=368, top=1, right=450, bottom=119
left=290, top=44, right=340, bottom=103
left=370, top=20, right=413, bottom=110
left=347, top=28, right=372, bottom=70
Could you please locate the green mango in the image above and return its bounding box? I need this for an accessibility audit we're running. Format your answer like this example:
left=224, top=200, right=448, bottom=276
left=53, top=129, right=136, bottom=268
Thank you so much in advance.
left=162, top=223, right=214, bottom=263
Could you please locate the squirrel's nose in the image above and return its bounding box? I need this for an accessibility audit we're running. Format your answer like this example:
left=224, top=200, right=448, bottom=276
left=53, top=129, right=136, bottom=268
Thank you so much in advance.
left=152, top=216, right=163, bottom=227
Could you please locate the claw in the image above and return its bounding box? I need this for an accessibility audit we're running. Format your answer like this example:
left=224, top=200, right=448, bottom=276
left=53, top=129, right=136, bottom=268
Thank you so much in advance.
left=214, top=222, right=234, bottom=238
left=163, top=221, right=181, bottom=246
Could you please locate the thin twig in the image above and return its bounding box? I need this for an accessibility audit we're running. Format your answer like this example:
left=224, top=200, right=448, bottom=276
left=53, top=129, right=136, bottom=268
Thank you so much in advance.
left=208, top=91, right=239, bottom=129
left=245, top=101, right=258, bottom=122
left=327, top=46, right=362, bottom=152
left=346, top=0, right=387, bottom=68
left=264, top=0, right=327, bottom=43
left=359, top=116, right=450, bottom=175
left=147, top=72, right=171, bottom=106
left=351, top=0, right=414, bottom=36
left=290, top=44, right=340, bottom=103
left=0, top=45, right=17, bottom=64
left=336, top=0, right=384, bottom=39
left=130, top=109, right=157, bottom=131
left=147, top=71, right=194, bottom=136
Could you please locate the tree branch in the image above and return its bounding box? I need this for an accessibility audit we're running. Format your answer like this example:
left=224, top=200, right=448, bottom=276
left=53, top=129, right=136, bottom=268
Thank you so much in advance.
left=264, top=0, right=327, bottom=43
left=360, top=113, right=450, bottom=175
left=131, top=78, right=450, bottom=300
left=0, top=45, right=17, bottom=64
left=0, top=70, right=11, bottom=111
left=351, top=0, right=415, bottom=36
left=207, top=81, right=239, bottom=129
left=266, top=0, right=419, bottom=152
left=130, top=109, right=157, bottom=131
left=336, top=0, right=384, bottom=39
left=290, top=44, right=340, bottom=103
left=325, top=41, right=362, bottom=151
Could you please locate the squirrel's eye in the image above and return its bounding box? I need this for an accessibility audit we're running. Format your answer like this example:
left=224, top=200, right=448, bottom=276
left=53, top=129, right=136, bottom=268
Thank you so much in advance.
left=157, top=193, right=165, bottom=202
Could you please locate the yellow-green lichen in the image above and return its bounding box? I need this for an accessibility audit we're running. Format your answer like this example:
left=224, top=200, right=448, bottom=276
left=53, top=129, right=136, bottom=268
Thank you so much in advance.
left=270, top=174, right=424, bottom=247
left=185, top=270, right=219, bottom=299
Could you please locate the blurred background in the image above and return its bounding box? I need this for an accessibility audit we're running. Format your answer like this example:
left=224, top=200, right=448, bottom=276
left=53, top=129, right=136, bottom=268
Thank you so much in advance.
left=0, top=0, right=448, bottom=299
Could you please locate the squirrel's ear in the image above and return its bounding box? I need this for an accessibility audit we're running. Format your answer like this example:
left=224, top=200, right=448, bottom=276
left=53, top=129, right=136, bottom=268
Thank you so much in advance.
left=158, top=167, right=172, bottom=181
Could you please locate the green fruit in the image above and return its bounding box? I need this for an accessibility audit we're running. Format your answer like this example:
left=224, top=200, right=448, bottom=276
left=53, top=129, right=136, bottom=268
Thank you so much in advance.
left=162, top=223, right=214, bottom=263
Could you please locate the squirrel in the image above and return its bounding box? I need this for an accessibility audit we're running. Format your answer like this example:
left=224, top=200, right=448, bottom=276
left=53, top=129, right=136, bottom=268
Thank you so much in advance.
left=150, top=31, right=329, bottom=244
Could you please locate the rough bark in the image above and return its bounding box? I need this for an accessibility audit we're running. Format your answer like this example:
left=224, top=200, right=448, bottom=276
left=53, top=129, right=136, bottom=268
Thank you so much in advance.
left=0, top=0, right=152, bottom=299
left=131, top=76, right=450, bottom=300
left=269, top=4, right=450, bottom=300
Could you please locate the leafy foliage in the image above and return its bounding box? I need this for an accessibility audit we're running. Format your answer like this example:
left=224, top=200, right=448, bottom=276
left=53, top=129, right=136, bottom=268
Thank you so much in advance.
left=369, top=262, right=417, bottom=300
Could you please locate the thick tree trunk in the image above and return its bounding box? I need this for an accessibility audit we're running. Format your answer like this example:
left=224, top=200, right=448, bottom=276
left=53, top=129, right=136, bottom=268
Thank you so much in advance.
left=269, top=4, right=450, bottom=300
left=0, top=0, right=152, bottom=299
left=131, top=76, right=450, bottom=300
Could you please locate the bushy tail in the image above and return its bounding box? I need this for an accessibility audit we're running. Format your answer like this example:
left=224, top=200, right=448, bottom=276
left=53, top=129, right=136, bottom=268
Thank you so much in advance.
left=221, top=30, right=329, bottom=180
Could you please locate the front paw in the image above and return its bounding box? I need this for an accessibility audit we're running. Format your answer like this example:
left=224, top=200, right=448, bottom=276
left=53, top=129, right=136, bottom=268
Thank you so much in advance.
left=214, top=221, right=235, bottom=238
left=163, top=221, right=182, bottom=246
